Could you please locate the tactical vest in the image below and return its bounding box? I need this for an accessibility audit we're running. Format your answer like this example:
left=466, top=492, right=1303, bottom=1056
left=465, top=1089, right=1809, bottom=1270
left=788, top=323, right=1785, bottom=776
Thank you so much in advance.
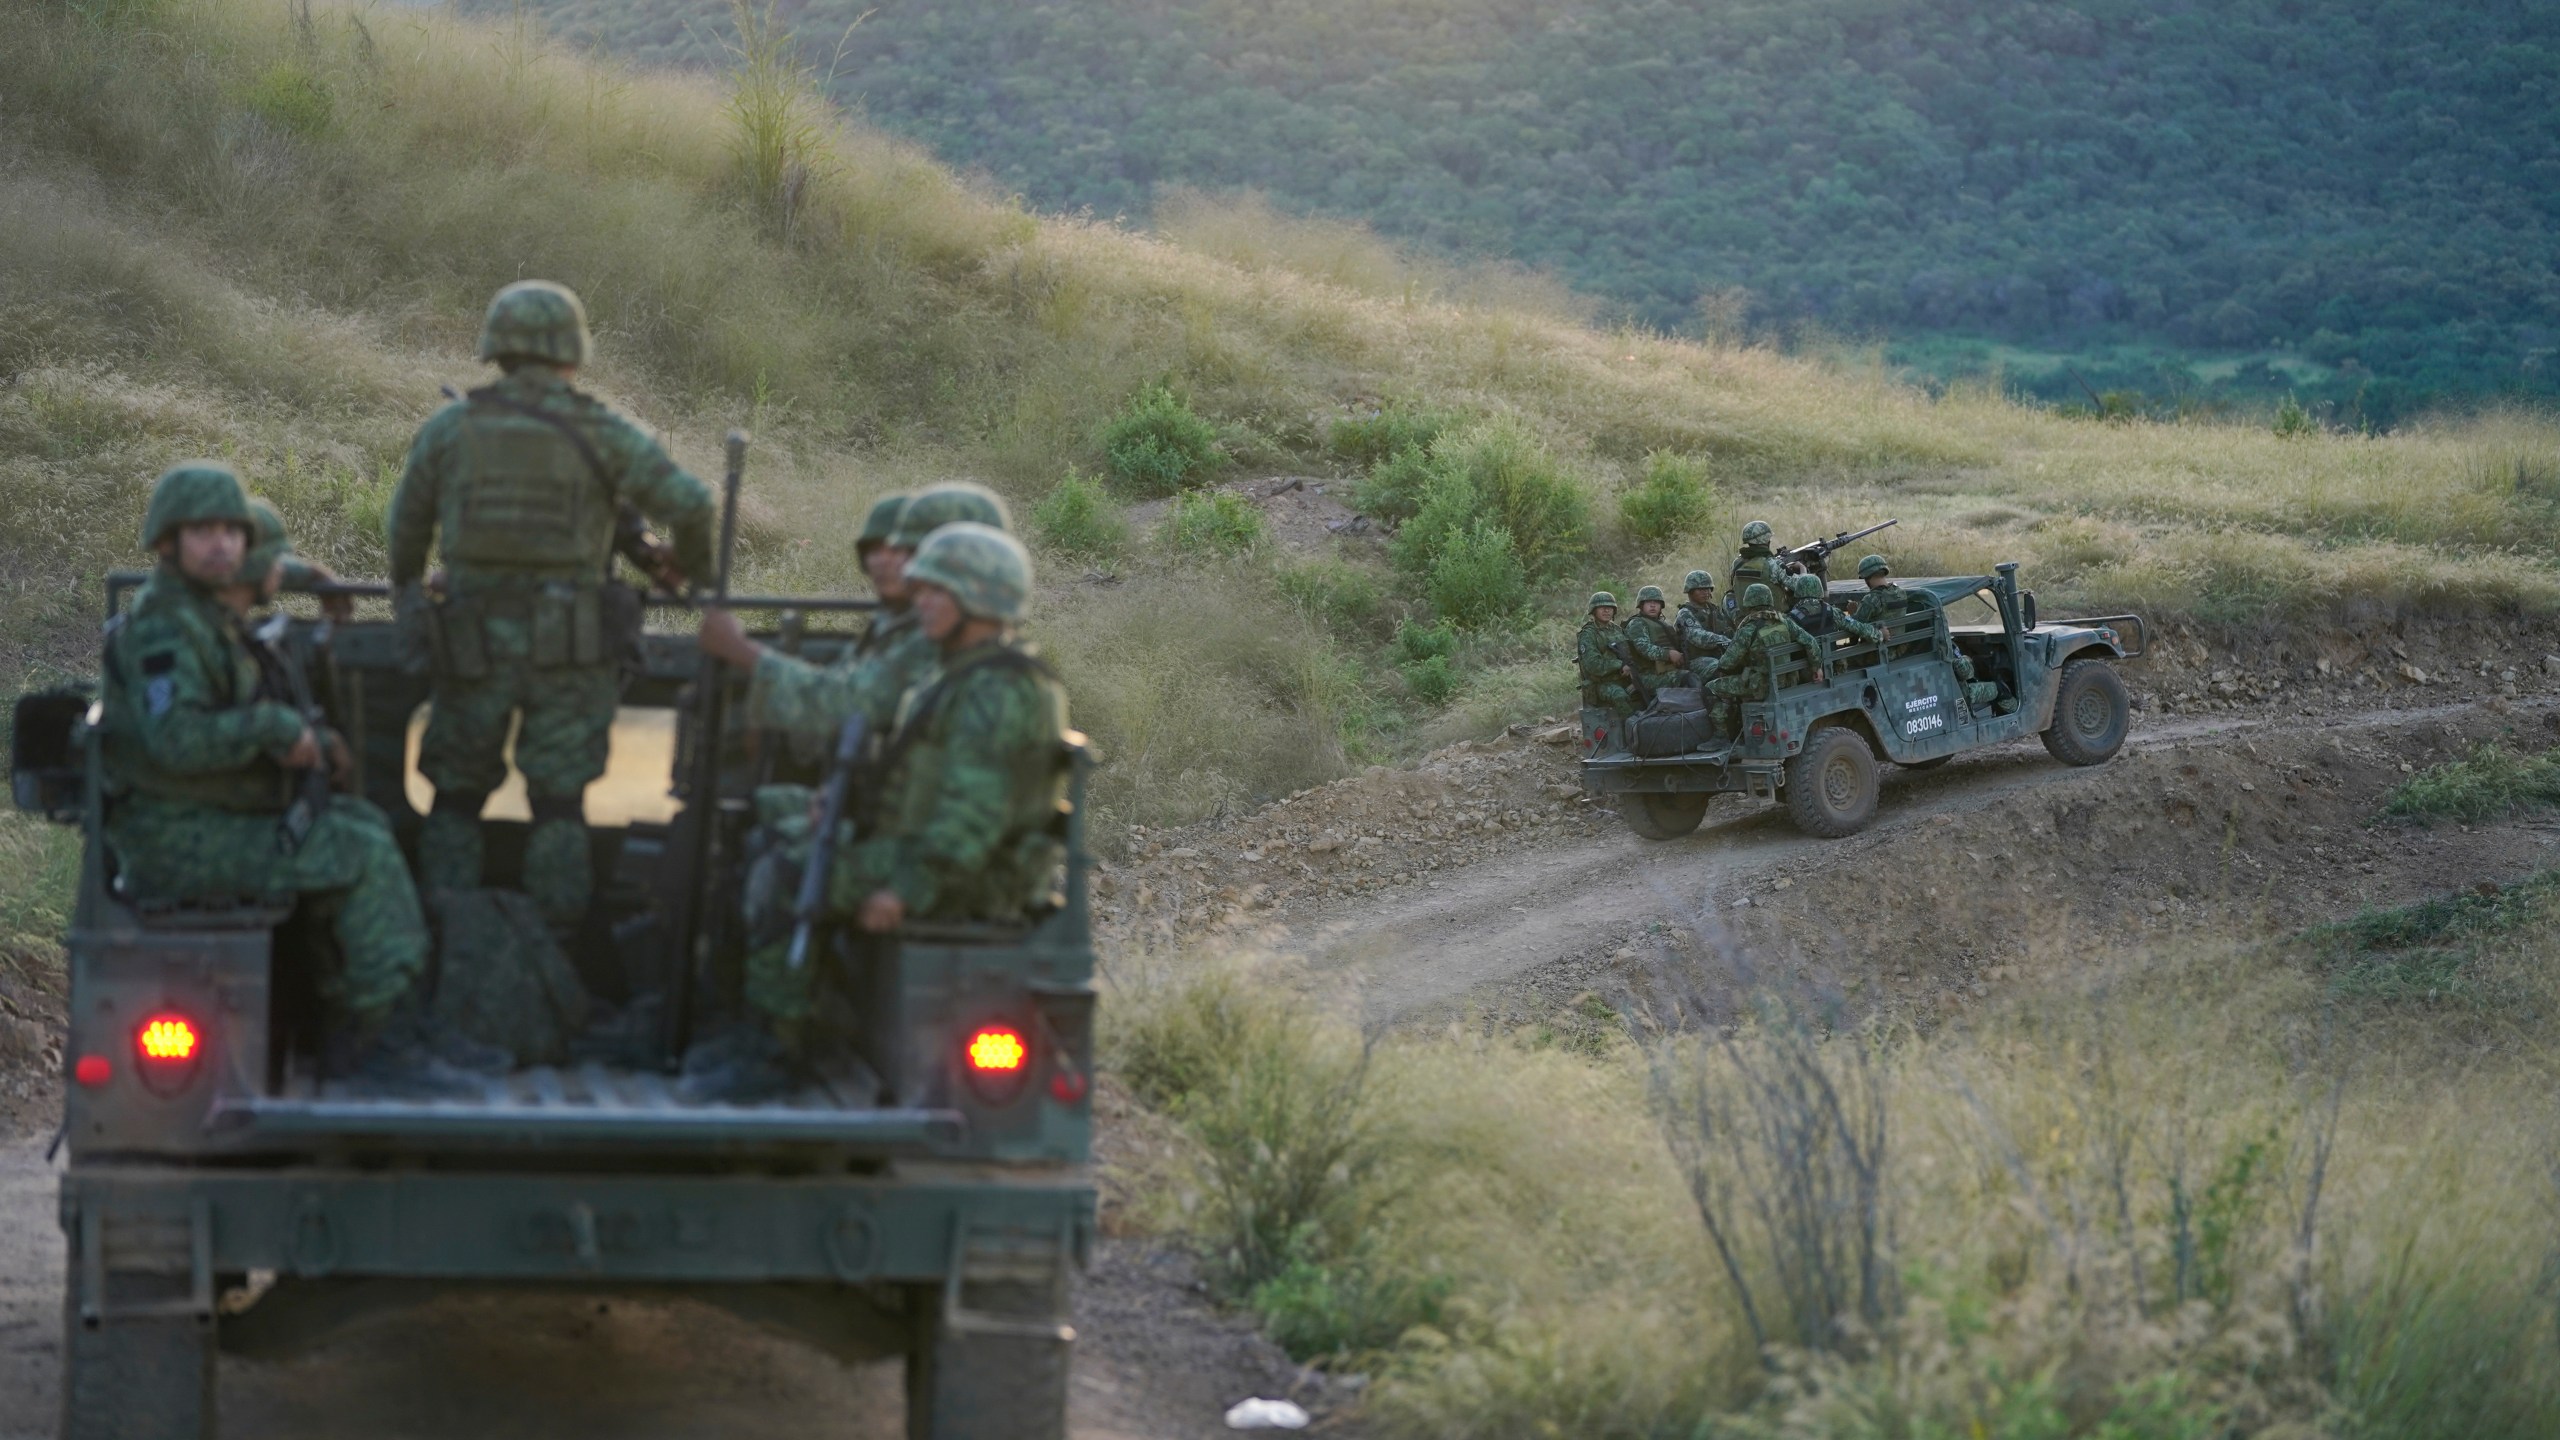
left=439, top=384, right=619, bottom=580
left=102, top=575, right=293, bottom=813
left=1789, top=600, right=1838, bottom=638
left=879, top=645, right=1073, bottom=920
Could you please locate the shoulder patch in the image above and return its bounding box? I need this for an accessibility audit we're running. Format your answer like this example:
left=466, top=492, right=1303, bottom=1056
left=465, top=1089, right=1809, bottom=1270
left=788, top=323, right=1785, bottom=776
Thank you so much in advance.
left=145, top=675, right=176, bottom=717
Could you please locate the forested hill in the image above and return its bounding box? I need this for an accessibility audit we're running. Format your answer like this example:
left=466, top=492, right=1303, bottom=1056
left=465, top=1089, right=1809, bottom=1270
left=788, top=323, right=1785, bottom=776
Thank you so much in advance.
left=478, top=0, right=2559, bottom=422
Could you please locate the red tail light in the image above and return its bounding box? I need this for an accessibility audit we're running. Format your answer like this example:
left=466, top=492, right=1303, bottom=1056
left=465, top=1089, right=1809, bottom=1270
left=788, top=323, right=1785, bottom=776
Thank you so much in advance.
left=967, top=1028, right=1027, bottom=1074
left=74, top=1055, right=112, bottom=1087
left=138, top=1015, right=199, bottom=1063
left=134, top=1012, right=203, bottom=1095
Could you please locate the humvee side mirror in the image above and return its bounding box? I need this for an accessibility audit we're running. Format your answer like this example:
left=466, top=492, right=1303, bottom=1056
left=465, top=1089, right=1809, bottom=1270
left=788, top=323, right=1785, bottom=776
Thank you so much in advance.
left=2020, top=591, right=2037, bottom=629
left=12, top=688, right=93, bottom=823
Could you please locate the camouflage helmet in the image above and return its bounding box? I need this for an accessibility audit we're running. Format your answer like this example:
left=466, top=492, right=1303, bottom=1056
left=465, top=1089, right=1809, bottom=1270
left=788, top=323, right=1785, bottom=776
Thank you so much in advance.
left=1857, top=553, right=1890, bottom=580
left=905, top=521, right=1032, bottom=622
left=1635, top=584, right=1666, bottom=606
left=1741, top=520, right=1773, bottom=546
left=1588, top=591, right=1618, bottom=612
left=1787, top=572, right=1825, bottom=600
left=890, top=481, right=1012, bottom=550
left=141, top=461, right=252, bottom=550
left=477, top=280, right=592, bottom=367
left=240, top=495, right=295, bottom=588
left=856, top=492, right=910, bottom=555
left=1682, top=569, right=1715, bottom=594
left=1739, top=582, right=1775, bottom=611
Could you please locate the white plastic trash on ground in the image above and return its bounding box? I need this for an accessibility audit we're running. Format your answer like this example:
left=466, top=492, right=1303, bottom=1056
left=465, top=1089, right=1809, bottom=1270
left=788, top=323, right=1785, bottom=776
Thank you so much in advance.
left=1224, top=1396, right=1311, bottom=1430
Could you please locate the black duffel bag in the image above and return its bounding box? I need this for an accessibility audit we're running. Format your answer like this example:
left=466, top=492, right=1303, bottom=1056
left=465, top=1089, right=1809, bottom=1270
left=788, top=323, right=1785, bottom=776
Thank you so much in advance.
left=1624, top=701, right=1722, bottom=757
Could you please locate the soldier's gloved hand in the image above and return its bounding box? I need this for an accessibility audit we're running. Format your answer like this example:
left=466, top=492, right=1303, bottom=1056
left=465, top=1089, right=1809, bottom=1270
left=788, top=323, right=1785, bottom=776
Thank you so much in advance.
left=283, top=727, right=322, bottom=770
left=859, top=889, right=905, bottom=933
left=324, top=728, right=358, bottom=790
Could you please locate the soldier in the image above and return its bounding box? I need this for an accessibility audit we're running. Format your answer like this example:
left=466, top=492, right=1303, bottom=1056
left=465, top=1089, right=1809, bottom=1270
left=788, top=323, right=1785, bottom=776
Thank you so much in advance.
left=1787, top=571, right=1880, bottom=644
left=220, top=497, right=355, bottom=621
left=1674, top=570, right=1732, bottom=687
left=695, top=524, right=1072, bottom=1100
left=1728, top=520, right=1786, bottom=608
left=697, top=482, right=1010, bottom=739
left=1574, top=591, right=1640, bottom=719
left=1702, top=582, right=1828, bottom=740
left=388, top=280, right=717, bottom=930
left=1850, top=553, right=1908, bottom=627
left=1623, top=585, right=1685, bottom=694
left=103, top=464, right=443, bottom=1086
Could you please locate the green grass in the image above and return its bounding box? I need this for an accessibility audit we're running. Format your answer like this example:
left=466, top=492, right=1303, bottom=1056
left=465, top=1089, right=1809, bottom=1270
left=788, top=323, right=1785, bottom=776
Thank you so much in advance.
left=2375, top=743, right=2560, bottom=827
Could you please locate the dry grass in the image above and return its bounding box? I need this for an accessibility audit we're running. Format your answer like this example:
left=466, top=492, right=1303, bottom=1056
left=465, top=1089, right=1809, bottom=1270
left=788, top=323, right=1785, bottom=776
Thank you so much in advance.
left=1107, top=923, right=2560, bottom=1438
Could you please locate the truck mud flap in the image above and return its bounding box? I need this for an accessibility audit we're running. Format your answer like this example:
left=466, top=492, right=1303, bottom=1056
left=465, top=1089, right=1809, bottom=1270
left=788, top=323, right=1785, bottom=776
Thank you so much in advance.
left=62, top=1167, right=1097, bottom=1286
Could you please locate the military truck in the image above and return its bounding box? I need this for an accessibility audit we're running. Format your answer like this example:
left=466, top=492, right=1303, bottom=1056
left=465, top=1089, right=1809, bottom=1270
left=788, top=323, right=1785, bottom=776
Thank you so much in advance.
left=14, top=576, right=1096, bottom=1439
left=1580, top=563, right=2145, bottom=839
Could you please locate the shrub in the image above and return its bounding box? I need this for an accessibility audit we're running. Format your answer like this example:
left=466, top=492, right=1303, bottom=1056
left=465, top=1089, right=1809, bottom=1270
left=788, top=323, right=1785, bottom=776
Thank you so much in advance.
left=1102, top=382, right=1225, bottom=494
left=2274, top=393, right=2317, bottom=438
left=1029, top=466, right=1125, bottom=557
left=242, top=61, right=333, bottom=139
left=1391, top=617, right=1459, bottom=666
left=1618, top=450, right=1714, bottom=543
left=1426, top=520, right=1529, bottom=630
left=1388, top=468, right=1480, bottom=579
left=1427, top=416, right=1587, bottom=576
left=1354, top=442, right=1439, bottom=523
left=1161, top=488, right=1263, bottom=556
left=1252, top=1251, right=1452, bottom=1360
left=1276, top=559, right=1385, bottom=638
left=1329, top=402, right=1453, bottom=469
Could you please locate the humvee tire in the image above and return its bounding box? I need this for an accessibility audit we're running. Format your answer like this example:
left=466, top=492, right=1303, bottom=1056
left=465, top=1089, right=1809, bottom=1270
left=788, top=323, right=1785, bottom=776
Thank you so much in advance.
left=60, top=1273, right=216, bottom=1440
left=1619, top=791, right=1709, bottom=840
left=2040, top=658, right=2130, bottom=767
left=905, top=1284, right=1071, bottom=1440
left=1785, top=725, right=1880, bottom=838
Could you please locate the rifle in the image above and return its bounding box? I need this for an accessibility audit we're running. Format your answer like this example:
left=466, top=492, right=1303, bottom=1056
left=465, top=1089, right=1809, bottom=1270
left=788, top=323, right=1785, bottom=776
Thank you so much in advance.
left=1777, top=518, right=1899, bottom=578
left=657, top=430, right=750, bottom=1067
left=254, top=610, right=335, bottom=854
left=786, top=714, right=870, bottom=973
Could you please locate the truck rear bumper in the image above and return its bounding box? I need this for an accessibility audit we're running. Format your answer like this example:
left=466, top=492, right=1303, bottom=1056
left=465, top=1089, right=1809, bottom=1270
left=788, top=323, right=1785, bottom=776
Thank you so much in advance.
left=60, top=1163, right=1096, bottom=1290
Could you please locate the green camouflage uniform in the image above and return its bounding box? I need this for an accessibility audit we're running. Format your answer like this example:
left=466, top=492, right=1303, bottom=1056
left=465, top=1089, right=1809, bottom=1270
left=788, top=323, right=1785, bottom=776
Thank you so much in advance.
left=1851, top=582, right=1909, bottom=628
left=1703, top=588, right=1827, bottom=737
left=1788, top=575, right=1881, bottom=645
left=1575, top=610, right=1639, bottom=717
left=1675, top=572, right=1733, bottom=687
left=1623, top=589, right=1684, bottom=694
left=388, top=362, right=714, bottom=924
left=739, top=524, right=1065, bottom=1031
left=103, top=566, right=426, bottom=1028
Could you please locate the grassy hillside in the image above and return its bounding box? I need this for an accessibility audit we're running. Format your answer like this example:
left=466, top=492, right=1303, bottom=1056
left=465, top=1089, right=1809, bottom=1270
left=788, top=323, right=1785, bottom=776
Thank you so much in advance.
left=473, top=0, right=2560, bottom=425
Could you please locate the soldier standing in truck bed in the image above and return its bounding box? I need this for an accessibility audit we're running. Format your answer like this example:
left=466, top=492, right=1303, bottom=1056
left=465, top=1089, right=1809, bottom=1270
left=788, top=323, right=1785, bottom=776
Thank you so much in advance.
left=1728, top=520, right=1786, bottom=608
left=388, top=280, right=717, bottom=932
left=104, top=464, right=443, bottom=1087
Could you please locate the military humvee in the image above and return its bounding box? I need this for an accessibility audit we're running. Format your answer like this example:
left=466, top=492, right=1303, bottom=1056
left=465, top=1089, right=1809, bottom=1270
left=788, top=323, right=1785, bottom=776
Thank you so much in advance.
left=14, top=576, right=1095, bottom=1439
left=1580, top=563, right=2145, bottom=839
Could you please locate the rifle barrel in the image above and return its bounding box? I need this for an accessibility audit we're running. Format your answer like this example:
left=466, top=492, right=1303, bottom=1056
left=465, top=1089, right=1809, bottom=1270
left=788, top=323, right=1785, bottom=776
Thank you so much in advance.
left=658, top=431, right=752, bottom=1067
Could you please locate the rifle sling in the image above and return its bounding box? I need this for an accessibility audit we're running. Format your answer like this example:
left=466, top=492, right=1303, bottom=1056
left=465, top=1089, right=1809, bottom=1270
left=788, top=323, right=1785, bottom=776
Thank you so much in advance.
left=876, top=648, right=1056, bottom=780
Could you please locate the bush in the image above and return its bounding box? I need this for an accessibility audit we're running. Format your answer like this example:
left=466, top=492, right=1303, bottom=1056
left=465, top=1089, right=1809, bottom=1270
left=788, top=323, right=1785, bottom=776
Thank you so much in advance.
left=1354, top=442, right=1439, bottom=523
left=1618, top=449, right=1714, bottom=543
left=1426, top=520, right=1529, bottom=630
left=1329, top=402, right=1454, bottom=469
left=2274, top=393, right=2317, bottom=438
left=1101, top=382, right=1225, bottom=494
left=1276, top=559, right=1385, bottom=638
left=1029, top=466, right=1125, bottom=557
left=1388, top=468, right=1480, bottom=579
left=1161, top=488, right=1263, bottom=556
left=1390, top=618, right=1463, bottom=705
left=1252, top=1252, right=1452, bottom=1360
left=1427, top=416, right=1587, bottom=576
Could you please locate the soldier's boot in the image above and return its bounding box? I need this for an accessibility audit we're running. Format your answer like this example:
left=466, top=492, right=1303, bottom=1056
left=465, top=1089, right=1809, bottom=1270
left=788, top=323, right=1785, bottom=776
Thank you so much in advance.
left=417, top=791, right=488, bottom=893
left=522, top=798, right=593, bottom=933
left=325, top=1009, right=485, bottom=1099
left=677, top=1015, right=805, bottom=1105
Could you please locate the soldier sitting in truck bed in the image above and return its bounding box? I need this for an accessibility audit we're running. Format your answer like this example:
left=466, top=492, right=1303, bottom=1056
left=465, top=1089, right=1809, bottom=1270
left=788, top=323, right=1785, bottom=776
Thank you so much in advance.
left=102, top=464, right=449, bottom=1090
left=688, top=524, right=1073, bottom=1101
